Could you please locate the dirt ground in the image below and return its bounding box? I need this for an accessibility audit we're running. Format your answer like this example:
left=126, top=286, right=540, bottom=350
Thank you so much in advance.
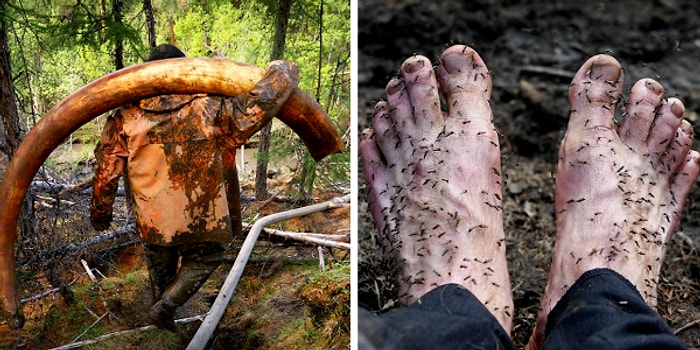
left=0, top=166, right=350, bottom=349
left=358, top=0, right=700, bottom=348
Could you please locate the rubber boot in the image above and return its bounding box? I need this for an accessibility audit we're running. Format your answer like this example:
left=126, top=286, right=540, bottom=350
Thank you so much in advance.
left=149, top=296, right=177, bottom=331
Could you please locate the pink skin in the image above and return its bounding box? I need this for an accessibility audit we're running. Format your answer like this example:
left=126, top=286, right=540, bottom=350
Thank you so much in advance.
left=360, top=45, right=513, bottom=332
left=526, top=55, right=700, bottom=349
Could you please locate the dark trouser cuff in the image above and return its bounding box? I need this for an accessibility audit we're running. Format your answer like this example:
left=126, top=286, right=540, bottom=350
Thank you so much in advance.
left=359, top=284, right=514, bottom=350
left=543, top=268, right=687, bottom=350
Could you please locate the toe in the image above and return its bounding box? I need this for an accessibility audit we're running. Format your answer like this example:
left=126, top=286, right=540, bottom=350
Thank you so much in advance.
left=437, top=45, right=494, bottom=131
left=669, top=145, right=700, bottom=228
left=567, top=54, right=623, bottom=136
left=671, top=142, right=700, bottom=195
left=659, top=118, right=693, bottom=178
left=385, top=77, right=413, bottom=139
left=399, top=55, right=442, bottom=132
left=360, top=128, right=392, bottom=231
left=619, top=79, right=665, bottom=149
left=437, top=45, right=492, bottom=98
left=647, top=98, right=684, bottom=155
left=371, top=101, right=400, bottom=163
left=648, top=98, right=685, bottom=167
left=669, top=120, right=699, bottom=179
left=360, top=127, right=385, bottom=179
left=677, top=119, right=696, bottom=161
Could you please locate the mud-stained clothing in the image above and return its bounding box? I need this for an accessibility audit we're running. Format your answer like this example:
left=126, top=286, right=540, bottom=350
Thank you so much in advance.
left=89, top=61, right=298, bottom=324
left=90, top=61, right=297, bottom=246
left=143, top=242, right=226, bottom=303
left=92, top=94, right=244, bottom=246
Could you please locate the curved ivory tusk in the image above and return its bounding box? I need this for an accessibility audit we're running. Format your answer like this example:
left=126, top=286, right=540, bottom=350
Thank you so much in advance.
left=0, top=58, right=342, bottom=329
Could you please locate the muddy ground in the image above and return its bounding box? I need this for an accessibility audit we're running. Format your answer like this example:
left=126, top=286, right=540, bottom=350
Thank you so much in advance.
left=0, top=162, right=350, bottom=349
left=358, top=0, right=700, bottom=348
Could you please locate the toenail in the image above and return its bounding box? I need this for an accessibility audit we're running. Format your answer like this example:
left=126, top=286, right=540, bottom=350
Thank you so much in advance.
left=402, top=58, right=425, bottom=74
left=644, top=80, right=663, bottom=95
left=441, top=53, right=470, bottom=74
left=590, top=61, right=621, bottom=82
left=669, top=100, right=685, bottom=118
left=680, top=119, right=694, bottom=134
left=386, top=78, right=404, bottom=95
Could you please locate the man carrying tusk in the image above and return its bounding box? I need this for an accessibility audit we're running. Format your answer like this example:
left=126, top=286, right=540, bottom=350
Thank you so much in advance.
left=89, top=44, right=299, bottom=330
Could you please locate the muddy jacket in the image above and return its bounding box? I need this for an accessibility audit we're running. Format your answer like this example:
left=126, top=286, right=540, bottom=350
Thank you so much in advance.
left=90, top=62, right=298, bottom=246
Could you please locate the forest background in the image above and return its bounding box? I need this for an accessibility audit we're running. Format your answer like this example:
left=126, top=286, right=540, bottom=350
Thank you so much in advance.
left=4, top=0, right=350, bottom=196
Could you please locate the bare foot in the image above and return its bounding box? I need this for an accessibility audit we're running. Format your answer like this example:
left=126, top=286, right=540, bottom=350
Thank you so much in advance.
left=360, top=45, right=514, bottom=332
left=526, top=54, right=700, bottom=349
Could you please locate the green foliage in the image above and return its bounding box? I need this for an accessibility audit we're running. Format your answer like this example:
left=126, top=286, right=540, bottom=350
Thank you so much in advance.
left=43, top=300, right=105, bottom=342
left=171, top=5, right=208, bottom=56
left=269, top=0, right=351, bottom=197
left=307, top=261, right=351, bottom=285
left=209, top=1, right=272, bottom=66
left=7, top=0, right=350, bottom=196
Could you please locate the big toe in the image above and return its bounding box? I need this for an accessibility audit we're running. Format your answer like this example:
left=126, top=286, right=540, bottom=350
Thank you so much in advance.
left=437, top=45, right=492, bottom=99
left=435, top=45, right=496, bottom=137
left=567, top=54, right=623, bottom=135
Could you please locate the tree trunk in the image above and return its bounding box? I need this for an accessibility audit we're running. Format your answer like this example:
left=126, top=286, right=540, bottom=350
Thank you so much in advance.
left=112, top=0, right=124, bottom=70
left=143, top=0, right=156, bottom=48
left=254, top=0, right=292, bottom=201
left=0, top=1, right=34, bottom=310
left=315, top=0, right=324, bottom=101
left=99, top=0, right=107, bottom=42
left=296, top=0, right=325, bottom=199
left=0, top=0, right=21, bottom=157
left=112, top=0, right=135, bottom=216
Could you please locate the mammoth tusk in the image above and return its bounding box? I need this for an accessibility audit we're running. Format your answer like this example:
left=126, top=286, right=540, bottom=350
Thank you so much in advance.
left=0, top=58, right=342, bottom=329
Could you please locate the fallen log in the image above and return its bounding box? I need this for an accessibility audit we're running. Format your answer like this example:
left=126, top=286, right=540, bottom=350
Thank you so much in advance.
left=30, top=180, right=126, bottom=197
left=259, top=227, right=350, bottom=249
left=242, top=223, right=350, bottom=242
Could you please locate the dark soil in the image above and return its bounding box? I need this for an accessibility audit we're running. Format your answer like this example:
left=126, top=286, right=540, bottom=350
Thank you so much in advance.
left=358, top=0, right=700, bottom=348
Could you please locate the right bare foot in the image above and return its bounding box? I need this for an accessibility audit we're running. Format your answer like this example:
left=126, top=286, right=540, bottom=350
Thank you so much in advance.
left=360, top=45, right=514, bottom=332
left=527, top=54, right=700, bottom=349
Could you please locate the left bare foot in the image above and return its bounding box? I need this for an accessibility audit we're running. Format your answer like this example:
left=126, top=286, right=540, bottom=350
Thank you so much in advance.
left=360, top=45, right=514, bottom=332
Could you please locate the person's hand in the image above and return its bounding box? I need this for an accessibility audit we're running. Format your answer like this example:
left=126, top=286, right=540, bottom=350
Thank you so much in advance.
left=90, top=215, right=112, bottom=231
left=241, top=60, right=299, bottom=117
left=266, top=60, right=299, bottom=87
left=233, top=60, right=300, bottom=140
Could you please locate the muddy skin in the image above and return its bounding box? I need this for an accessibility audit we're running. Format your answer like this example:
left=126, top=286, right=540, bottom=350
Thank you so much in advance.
left=361, top=45, right=513, bottom=332
left=526, top=54, right=700, bottom=349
